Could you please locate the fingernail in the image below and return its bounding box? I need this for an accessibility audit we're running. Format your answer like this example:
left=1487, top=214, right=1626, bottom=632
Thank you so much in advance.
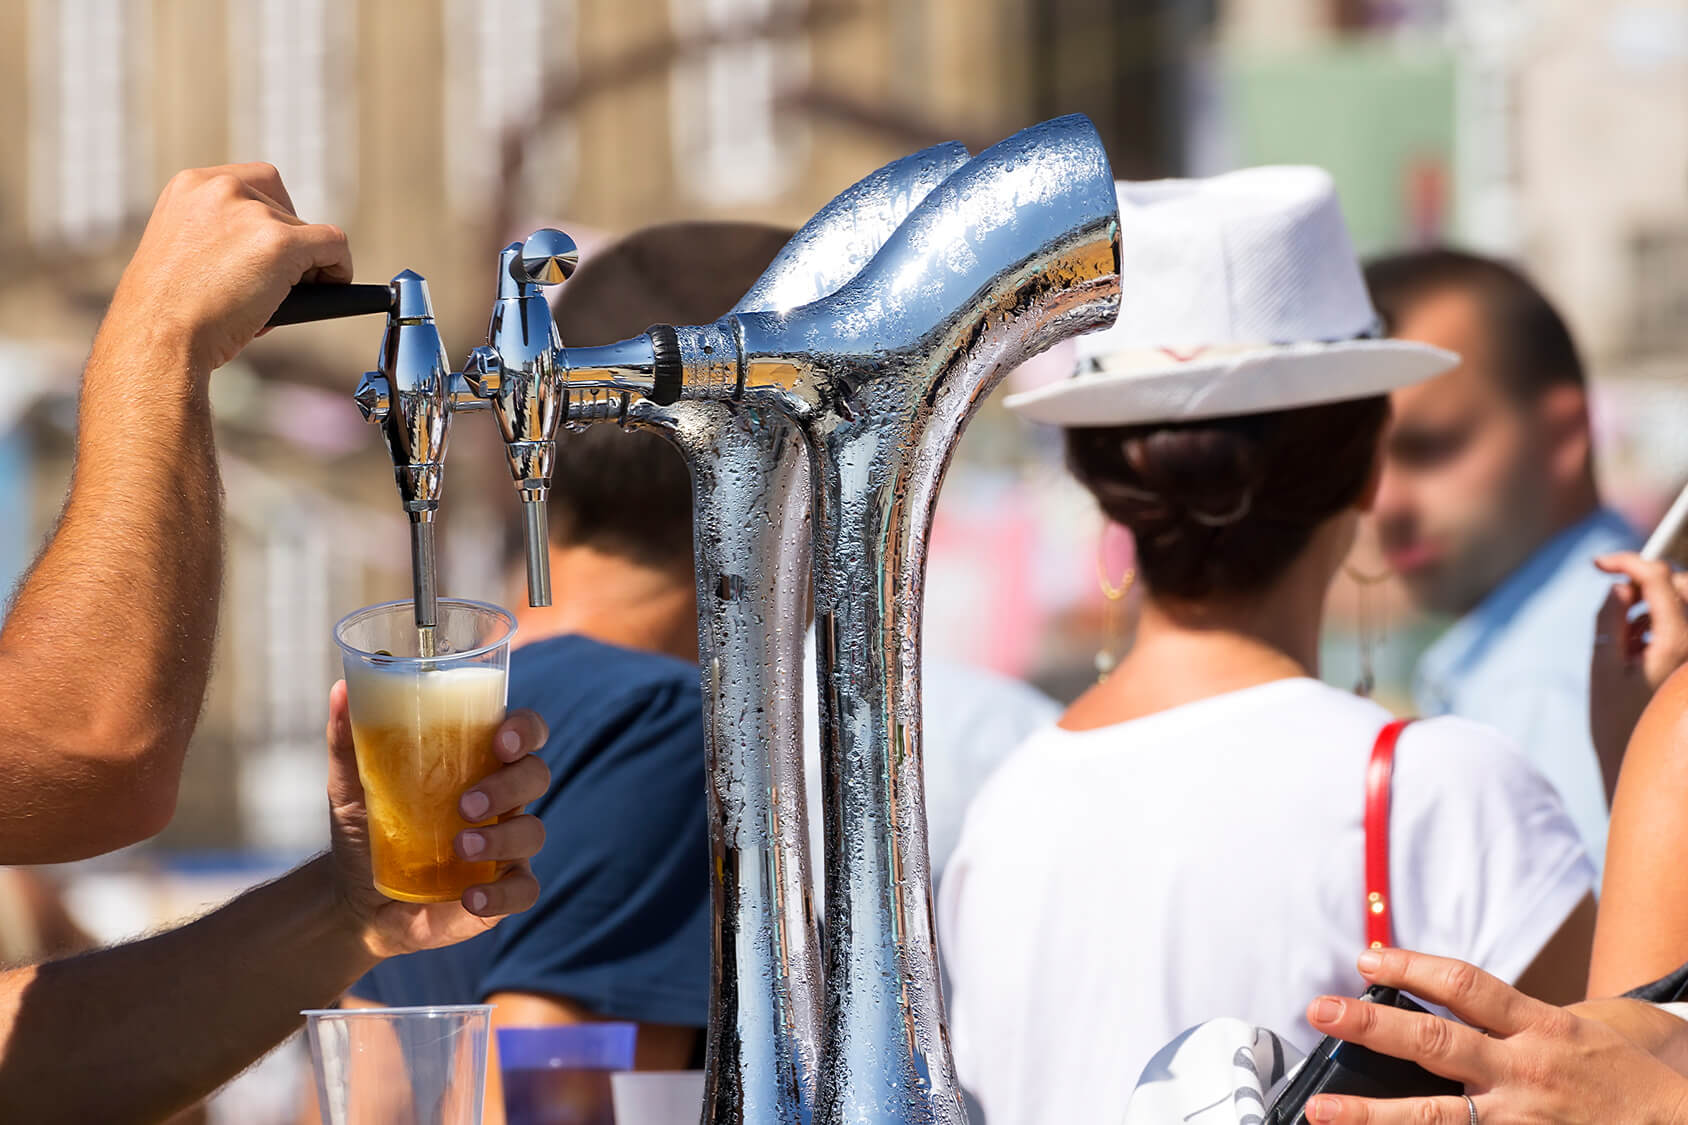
left=1306, top=1095, right=1337, bottom=1123
left=1313, top=997, right=1344, bottom=1023
left=459, top=831, right=485, bottom=858
left=499, top=729, right=522, bottom=755
left=1357, top=949, right=1383, bottom=974
left=460, top=790, right=490, bottom=820
left=466, top=889, right=489, bottom=914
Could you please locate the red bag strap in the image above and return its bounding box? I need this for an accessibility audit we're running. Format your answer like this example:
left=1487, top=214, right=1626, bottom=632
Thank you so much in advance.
left=1365, top=718, right=1414, bottom=950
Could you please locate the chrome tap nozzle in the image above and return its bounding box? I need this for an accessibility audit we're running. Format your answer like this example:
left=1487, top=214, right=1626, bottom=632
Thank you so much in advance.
left=357, top=270, right=461, bottom=632
left=471, top=236, right=572, bottom=608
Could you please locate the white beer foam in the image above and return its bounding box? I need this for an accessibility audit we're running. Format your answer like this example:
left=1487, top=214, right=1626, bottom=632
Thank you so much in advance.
left=344, top=663, right=507, bottom=732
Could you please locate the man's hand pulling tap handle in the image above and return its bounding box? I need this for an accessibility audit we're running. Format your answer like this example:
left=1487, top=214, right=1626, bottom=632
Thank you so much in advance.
left=263, top=229, right=583, bottom=636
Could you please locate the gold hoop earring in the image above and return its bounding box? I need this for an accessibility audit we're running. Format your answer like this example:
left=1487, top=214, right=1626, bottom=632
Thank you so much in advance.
left=1343, top=563, right=1393, bottom=698
left=1095, top=541, right=1137, bottom=683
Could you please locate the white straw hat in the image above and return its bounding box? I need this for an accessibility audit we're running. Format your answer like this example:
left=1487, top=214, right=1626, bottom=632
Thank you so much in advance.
left=1005, top=166, right=1457, bottom=427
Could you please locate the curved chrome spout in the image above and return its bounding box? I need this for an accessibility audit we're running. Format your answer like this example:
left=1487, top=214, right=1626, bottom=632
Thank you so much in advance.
left=736, top=142, right=971, bottom=317
left=475, top=115, right=1117, bottom=1125
left=346, top=114, right=1114, bottom=1125
left=549, top=140, right=973, bottom=1125
left=730, top=114, right=1122, bottom=1125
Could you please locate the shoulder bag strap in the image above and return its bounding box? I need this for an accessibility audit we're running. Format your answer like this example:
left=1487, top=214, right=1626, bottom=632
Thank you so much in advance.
left=1365, top=718, right=1414, bottom=950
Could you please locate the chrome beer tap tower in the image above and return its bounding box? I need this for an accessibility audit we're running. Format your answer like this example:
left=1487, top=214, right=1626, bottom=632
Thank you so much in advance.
left=279, top=113, right=1122, bottom=1124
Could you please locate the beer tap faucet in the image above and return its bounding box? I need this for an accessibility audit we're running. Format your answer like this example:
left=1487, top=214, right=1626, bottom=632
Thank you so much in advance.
left=264, top=235, right=578, bottom=636
left=350, top=272, right=484, bottom=638
left=462, top=230, right=577, bottom=608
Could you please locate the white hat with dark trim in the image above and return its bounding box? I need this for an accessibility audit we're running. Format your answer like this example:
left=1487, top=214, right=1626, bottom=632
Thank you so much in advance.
left=1005, top=166, right=1457, bottom=427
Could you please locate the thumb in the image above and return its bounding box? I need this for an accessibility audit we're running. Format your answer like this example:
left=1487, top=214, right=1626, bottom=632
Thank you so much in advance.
left=325, top=680, right=364, bottom=809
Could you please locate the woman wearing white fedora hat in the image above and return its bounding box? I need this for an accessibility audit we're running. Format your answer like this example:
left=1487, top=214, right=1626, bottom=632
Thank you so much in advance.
left=936, top=167, right=1597, bottom=1124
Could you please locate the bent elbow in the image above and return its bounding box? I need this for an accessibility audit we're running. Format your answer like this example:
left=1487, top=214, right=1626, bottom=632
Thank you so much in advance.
left=112, top=773, right=180, bottom=847
left=67, top=718, right=190, bottom=845
left=72, top=763, right=181, bottom=855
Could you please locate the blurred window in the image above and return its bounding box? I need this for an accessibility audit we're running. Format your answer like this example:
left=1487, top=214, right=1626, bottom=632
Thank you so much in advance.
left=28, top=0, right=151, bottom=246
left=668, top=0, right=810, bottom=205
left=1027, top=0, right=1201, bottom=178
left=227, top=0, right=357, bottom=221
left=1630, top=225, right=1688, bottom=359
left=443, top=0, right=578, bottom=221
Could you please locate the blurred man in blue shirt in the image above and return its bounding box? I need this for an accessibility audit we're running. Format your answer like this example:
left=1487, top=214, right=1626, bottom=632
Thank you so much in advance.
left=1367, top=249, right=1638, bottom=874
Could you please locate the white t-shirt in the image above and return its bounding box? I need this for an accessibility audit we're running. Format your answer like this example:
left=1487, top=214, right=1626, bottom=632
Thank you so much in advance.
left=802, top=633, right=1060, bottom=893
left=938, top=677, right=1594, bottom=1125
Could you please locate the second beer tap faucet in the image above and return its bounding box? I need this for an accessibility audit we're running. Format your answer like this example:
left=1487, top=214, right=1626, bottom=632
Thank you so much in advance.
left=465, top=229, right=578, bottom=608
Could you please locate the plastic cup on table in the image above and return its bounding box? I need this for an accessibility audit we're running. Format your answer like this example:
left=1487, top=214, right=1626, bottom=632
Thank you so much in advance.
left=304, top=1004, right=493, bottom=1125
left=609, top=1071, right=707, bottom=1125
left=496, top=1023, right=638, bottom=1125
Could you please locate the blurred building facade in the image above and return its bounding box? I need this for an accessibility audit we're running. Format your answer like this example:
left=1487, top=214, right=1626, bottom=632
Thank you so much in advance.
left=0, top=0, right=1204, bottom=364
left=0, top=0, right=1683, bottom=850
left=0, top=0, right=1206, bottom=853
left=1215, top=0, right=1688, bottom=405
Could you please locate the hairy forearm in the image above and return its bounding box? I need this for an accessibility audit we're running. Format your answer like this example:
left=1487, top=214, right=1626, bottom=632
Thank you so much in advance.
left=0, top=315, right=223, bottom=860
left=0, top=856, right=377, bottom=1122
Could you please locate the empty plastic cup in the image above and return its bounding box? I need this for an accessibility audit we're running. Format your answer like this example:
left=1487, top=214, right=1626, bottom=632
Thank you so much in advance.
left=305, top=1005, right=492, bottom=1125
left=496, top=1024, right=638, bottom=1125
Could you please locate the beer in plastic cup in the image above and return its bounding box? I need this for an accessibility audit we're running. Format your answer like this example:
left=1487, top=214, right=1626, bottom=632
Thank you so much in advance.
left=335, top=598, right=516, bottom=903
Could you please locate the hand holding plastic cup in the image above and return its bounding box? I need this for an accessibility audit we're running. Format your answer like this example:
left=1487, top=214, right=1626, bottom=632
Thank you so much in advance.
left=335, top=598, right=517, bottom=903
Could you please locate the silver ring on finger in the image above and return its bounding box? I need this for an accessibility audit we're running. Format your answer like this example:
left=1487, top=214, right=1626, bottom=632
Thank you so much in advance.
left=1464, top=1093, right=1479, bottom=1125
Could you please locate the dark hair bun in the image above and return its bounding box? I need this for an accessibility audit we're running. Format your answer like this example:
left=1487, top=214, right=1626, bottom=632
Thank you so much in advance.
left=1064, top=396, right=1389, bottom=599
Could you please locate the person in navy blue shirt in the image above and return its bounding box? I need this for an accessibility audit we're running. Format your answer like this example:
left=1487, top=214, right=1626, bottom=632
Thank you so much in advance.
left=349, top=634, right=711, bottom=1027
left=320, top=222, right=799, bottom=1125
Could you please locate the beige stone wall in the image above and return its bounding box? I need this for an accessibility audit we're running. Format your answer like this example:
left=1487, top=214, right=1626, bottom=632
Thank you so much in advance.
left=0, top=0, right=1046, bottom=373
left=1512, top=0, right=1688, bottom=371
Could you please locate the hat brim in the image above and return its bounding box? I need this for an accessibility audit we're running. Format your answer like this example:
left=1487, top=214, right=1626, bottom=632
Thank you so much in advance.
left=1004, top=340, right=1458, bottom=427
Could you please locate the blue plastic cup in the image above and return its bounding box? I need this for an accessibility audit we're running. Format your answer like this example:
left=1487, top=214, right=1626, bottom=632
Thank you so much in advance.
left=496, top=1024, right=638, bottom=1125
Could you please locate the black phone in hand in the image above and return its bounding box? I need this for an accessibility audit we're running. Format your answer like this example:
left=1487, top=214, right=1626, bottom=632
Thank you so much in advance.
left=1264, top=986, right=1465, bottom=1125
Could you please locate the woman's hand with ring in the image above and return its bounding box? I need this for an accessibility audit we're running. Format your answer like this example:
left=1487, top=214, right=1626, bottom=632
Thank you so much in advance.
left=1300, top=948, right=1688, bottom=1124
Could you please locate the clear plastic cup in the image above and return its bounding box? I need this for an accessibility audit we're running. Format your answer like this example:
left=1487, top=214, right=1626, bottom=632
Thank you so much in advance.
left=304, top=1005, right=493, bottom=1125
left=334, top=599, right=516, bottom=903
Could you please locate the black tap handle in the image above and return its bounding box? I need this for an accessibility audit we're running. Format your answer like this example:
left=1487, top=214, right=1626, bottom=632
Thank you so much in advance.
left=266, top=283, right=393, bottom=328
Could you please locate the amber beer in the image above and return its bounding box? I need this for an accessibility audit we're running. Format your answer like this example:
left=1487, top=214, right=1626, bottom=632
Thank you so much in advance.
left=345, top=664, right=507, bottom=901
left=335, top=598, right=517, bottom=904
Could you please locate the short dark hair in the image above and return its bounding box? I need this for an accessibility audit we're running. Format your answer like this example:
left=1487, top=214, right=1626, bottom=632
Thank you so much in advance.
left=1064, top=396, right=1390, bottom=601
left=1364, top=248, right=1584, bottom=398
left=511, top=221, right=793, bottom=570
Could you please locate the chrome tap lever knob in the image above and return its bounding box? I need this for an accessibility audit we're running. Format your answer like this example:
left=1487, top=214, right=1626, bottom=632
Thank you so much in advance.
left=353, top=372, right=390, bottom=423
left=447, top=370, right=491, bottom=413
left=516, top=228, right=579, bottom=286
left=459, top=346, right=503, bottom=398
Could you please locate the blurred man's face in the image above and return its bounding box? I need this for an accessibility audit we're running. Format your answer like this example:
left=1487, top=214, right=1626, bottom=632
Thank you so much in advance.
left=1372, top=288, right=1558, bottom=616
